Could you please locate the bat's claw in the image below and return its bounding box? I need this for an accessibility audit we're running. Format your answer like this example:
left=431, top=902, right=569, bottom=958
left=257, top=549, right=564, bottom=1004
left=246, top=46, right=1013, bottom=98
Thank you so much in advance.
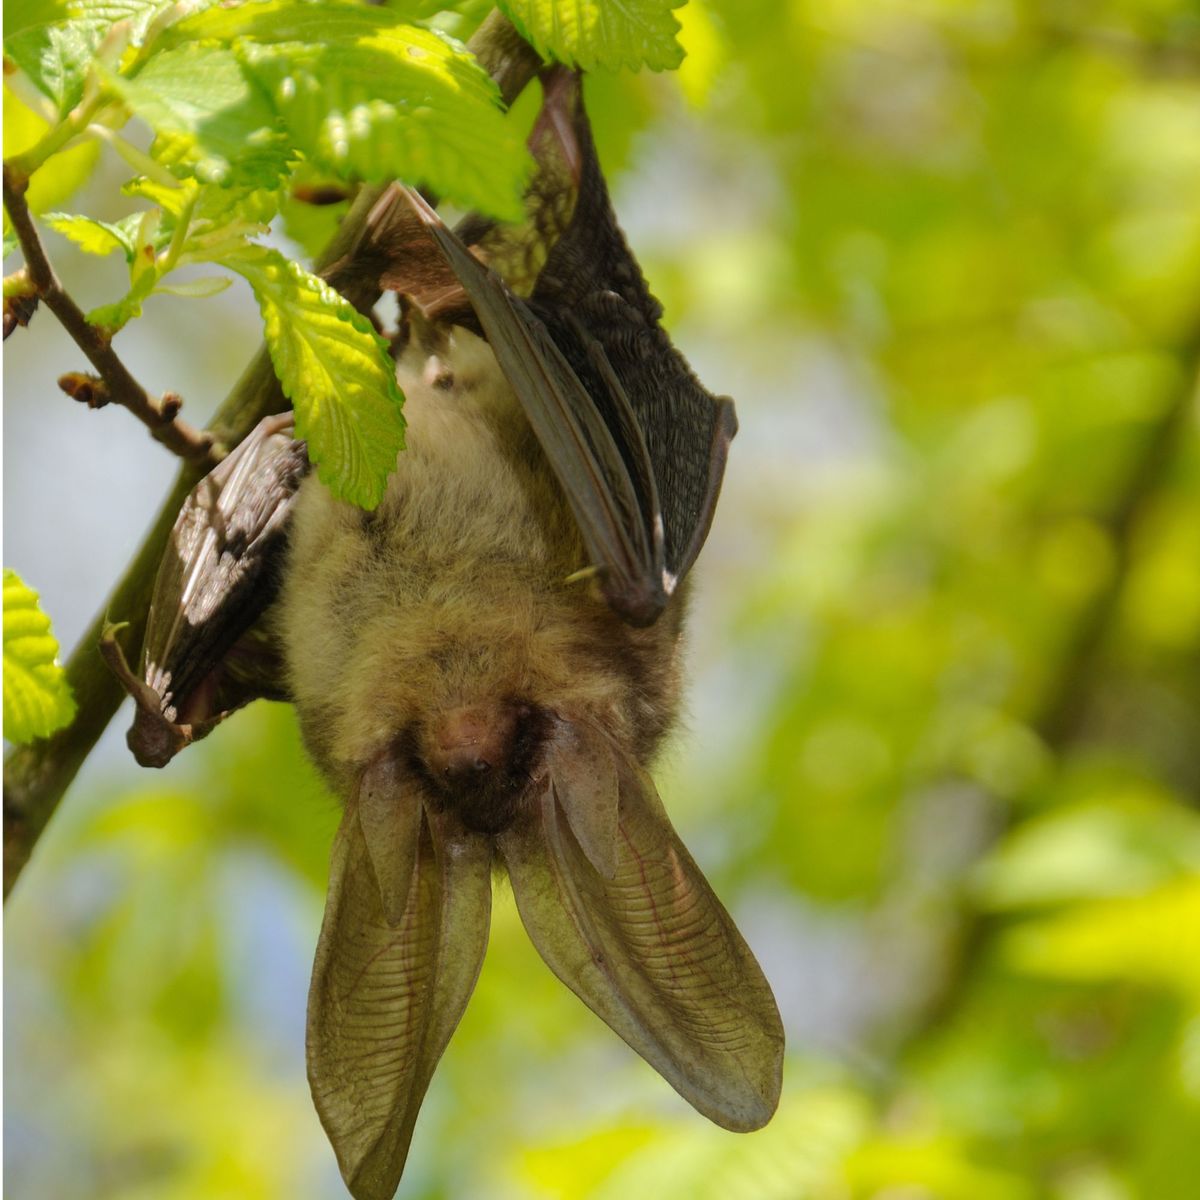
left=99, top=624, right=217, bottom=768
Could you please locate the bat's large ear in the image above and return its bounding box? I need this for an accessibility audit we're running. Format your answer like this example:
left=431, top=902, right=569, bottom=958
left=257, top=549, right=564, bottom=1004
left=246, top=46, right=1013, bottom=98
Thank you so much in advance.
left=308, top=769, right=492, bottom=1200
left=498, top=734, right=785, bottom=1132
left=363, top=66, right=583, bottom=312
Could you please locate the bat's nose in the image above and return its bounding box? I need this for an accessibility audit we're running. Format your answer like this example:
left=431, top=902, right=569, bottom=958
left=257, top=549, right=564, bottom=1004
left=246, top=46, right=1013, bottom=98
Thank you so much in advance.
left=421, top=700, right=549, bottom=834
left=427, top=703, right=520, bottom=781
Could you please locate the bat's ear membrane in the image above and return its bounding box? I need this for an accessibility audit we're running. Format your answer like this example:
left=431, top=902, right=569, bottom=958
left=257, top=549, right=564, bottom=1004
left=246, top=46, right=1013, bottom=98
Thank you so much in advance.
left=308, top=764, right=493, bottom=1200
left=547, top=718, right=620, bottom=879
left=498, top=733, right=785, bottom=1132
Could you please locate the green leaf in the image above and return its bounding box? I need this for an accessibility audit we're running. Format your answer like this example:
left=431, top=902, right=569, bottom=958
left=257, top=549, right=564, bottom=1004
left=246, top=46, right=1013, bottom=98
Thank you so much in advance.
left=171, top=1, right=526, bottom=216
left=498, top=0, right=685, bottom=71
left=239, top=35, right=525, bottom=216
left=122, top=175, right=196, bottom=216
left=43, top=212, right=141, bottom=261
left=3, top=230, right=17, bottom=259
left=3, top=569, right=76, bottom=744
left=220, top=245, right=405, bottom=508
left=4, top=0, right=167, bottom=116
left=170, top=0, right=414, bottom=44
left=105, top=43, right=291, bottom=186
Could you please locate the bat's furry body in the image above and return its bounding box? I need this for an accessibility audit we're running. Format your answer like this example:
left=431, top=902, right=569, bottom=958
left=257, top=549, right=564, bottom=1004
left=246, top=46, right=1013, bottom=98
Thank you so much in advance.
left=279, top=325, right=684, bottom=809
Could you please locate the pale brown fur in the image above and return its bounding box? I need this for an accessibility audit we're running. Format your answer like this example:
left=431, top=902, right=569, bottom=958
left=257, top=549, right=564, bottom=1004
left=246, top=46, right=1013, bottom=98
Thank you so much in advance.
left=275, top=327, right=686, bottom=804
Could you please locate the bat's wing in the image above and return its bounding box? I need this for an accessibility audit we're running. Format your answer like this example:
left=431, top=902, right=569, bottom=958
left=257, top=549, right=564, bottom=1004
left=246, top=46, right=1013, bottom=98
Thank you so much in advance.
left=498, top=725, right=785, bottom=1132
left=530, top=69, right=738, bottom=598
left=386, top=69, right=735, bottom=627
left=308, top=757, right=492, bottom=1200
left=106, top=414, right=310, bottom=767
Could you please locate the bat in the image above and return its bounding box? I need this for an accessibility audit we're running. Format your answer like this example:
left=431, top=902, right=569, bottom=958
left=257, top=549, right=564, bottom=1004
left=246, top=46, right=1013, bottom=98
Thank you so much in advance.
left=108, top=67, right=784, bottom=1200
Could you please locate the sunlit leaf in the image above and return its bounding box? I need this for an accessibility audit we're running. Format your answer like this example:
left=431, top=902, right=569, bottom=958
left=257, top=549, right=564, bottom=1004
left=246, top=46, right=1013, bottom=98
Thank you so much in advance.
left=104, top=43, right=292, bottom=187
left=3, top=0, right=166, bottom=116
left=43, top=211, right=140, bottom=260
left=2, top=569, right=75, bottom=743
left=238, top=34, right=525, bottom=217
left=499, top=0, right=685, bottom=71
left=220, top=244, right=405, bottom=509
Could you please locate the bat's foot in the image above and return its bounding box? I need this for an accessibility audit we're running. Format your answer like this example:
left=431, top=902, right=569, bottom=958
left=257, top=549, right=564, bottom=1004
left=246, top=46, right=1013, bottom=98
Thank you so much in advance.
left=99, top=624, right=219, bottom=768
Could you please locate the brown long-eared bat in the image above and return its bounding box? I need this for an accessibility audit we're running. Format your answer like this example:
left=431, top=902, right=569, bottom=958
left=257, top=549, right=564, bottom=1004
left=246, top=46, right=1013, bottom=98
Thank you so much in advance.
left=107, top=67, right=784, bottom=1200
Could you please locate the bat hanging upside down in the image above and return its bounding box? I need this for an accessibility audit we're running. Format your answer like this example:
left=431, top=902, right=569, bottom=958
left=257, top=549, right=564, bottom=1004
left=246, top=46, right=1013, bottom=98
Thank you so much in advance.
left=107, top=67, right=784, bottom=1200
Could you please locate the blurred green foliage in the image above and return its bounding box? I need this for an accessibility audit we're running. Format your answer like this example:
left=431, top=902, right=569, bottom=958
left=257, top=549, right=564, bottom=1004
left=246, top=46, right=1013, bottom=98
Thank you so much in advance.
left=6, top=1, right=1200, bottom=1197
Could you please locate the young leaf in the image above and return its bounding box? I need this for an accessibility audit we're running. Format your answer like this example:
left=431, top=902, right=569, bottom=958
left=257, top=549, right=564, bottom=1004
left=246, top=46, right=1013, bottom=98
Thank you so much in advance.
left=122, top=175, right=196, bottom=217
left=104, top=43, right=291, bottom=187
left=498, top=0, right=685, bottom=71
left=3, top=569, right=76, bottom=744
left=220, top=245, right=405, bottom=509
left=170, top=1, right=527, bottom=217
left=43, top=212, right=140, bottom=261
left=3, top=0, right=167, bottom=117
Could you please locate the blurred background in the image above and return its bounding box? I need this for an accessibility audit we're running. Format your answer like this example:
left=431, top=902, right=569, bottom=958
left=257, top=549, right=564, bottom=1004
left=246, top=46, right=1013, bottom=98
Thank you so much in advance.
left=6, top=1, right=1200, bottom=1196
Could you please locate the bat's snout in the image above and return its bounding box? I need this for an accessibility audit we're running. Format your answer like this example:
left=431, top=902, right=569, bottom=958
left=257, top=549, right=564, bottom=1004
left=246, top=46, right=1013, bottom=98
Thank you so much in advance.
left=421, top=700, right=548, bottom=834
left=429, top=703, right=520, bottom=780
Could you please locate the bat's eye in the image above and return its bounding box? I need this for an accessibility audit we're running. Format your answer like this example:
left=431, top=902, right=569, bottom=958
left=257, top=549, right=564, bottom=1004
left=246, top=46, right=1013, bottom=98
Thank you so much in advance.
left=421, top=701, right=547, bottom=834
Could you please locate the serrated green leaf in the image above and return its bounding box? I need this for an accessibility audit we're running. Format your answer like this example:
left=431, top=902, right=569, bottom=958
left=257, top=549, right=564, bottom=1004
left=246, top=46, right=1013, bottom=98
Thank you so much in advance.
left=220, top=245, right=405, bottom=508
left=44, top=212, right=140, bottom=260
left=238, top=33, right=526, bottom=216
left=498, top=0, right=684, bottom=71
left=170, top=0, right=411, bottom=45
left=3, top=569, right=76, bottom=744
left=105, top=43, right=291, bottom=186
left=170, top=0, right=526, bottom=216
left=4, top=0, right=167, bottom=116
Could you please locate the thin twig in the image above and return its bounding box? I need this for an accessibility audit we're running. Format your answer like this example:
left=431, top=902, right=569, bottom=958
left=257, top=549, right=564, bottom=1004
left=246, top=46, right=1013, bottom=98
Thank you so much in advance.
left=1, top=163, right=218, bottom=467
left=2, top=11, right=543, bottom=898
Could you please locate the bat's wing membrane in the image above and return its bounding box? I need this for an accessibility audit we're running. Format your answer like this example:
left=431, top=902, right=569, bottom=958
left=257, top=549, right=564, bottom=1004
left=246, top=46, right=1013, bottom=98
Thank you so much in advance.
left=111, top=414, right=309, bottom=766
left=308, top=766, right=492, bottom=1200
left=498, top=729, right=785, bottom=1132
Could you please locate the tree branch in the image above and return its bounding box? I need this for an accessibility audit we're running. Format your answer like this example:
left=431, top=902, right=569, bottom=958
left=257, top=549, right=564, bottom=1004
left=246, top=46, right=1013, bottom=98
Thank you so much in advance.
left=1, top=164, right=219, bottom=467
left=2, top=11, right=543, bottom=898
